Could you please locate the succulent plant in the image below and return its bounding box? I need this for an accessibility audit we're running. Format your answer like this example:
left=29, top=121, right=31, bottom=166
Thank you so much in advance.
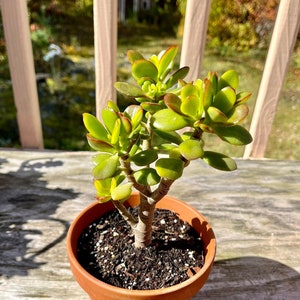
left=83, top=46, right=252, bottom=248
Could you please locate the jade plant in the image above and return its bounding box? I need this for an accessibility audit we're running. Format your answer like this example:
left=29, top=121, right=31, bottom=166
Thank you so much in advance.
left=83, top=46, right=252, bottom=248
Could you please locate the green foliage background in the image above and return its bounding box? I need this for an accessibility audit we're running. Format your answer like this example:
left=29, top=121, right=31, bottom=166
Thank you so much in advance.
left=0, top=0, right=299, bottom=158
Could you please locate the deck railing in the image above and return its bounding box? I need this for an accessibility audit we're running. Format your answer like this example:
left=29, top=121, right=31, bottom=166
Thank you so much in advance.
left=0, top=0, right=299, bottom=157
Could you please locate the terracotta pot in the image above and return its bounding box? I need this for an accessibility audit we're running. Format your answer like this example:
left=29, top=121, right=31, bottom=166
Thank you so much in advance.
left=67, top=192, right=216, bottom=300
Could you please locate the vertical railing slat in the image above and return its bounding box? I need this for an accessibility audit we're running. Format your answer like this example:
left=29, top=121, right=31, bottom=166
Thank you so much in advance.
left=180, top=0, right=211, bottom=81
left=93, top=0, right=118, bottom=120
left=244, top=0, right=300, bottom=158
left=1, top=0, right=43, bottom=149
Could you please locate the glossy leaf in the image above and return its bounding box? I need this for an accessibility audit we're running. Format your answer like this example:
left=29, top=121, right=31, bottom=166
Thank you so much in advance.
left=153, top=109, right=189, bottom=131
left=111, top=182, right=133, bottom=201
left=132, top=60, right=158, bottom=81
left=131, top=150, right=158, bottom=166
left=153, top=128, right=182, bottom=144
left=107, top=100, right=120, bottom=112
left=179, top=139, right=204, bottom=160
left=165, top=66, right=189, bottom=87
left=227, top=104, right=249, bottom=124
left=164, top=93, right=182, bottom=114
left=111, top=119, right=121, bottom=145
left=133, top=168, right=160, bottom=186
left=141, top=102, right=163, bottom=113
left=124, top=105, right=143, bottom=129
left=83, top=113, right=109, bottom=142
left=158, top=46, right=177, bottom=79
left=86, top=134, right=115, bottom=153
left=94, top=178, right=112, bottom=201
left=92, top=154, right=119, bottom=180
left=202, top=151, right=237, bottom=171
left=181, top=95, right=201, bottom=119
left=92, top=153, right=113, bottom=165
left=114, top=82, right=146, bottom=97
left=102, top=108, right=118, bottom=134
left=207, top=106, right=228, bottom=123
left=214, top=125, right=253, bottom=145
left=127, top=50, right=144, bottom=64
left=236, top=91, right=252, bottom=104
left=213, top=87, right=236, bottom=114
left=218, top=70, right=239, bottom=90
left=155, top=158, right=184, bottom=180
left=203, top=78, right=214, bottom=109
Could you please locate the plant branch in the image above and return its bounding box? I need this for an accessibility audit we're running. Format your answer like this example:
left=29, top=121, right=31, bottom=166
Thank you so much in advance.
left=112, top=200, right=137, bottom=229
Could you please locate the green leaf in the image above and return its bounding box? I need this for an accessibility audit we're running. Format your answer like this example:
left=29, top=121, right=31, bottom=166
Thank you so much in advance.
left=141, top=102, right=163, bottom=113
left=203, top=151, right=237, bottom=171
left=227, top=104, right=249, bottom=124
left=114, top=82, right=146, bottom=97
left=154, top=128, right=182, bottom=144
left=158, top=46, right=177, bottom=79
left=94, top=178, right=112, bottom=201
left=165, top=66, right=189, bottom=88
left=203, top=78, right=214, bottom=110
left=83, top=113, right=109, bottom=142
left=155, top=158, right=184, bottom=180
left=111, top=182, right=133, bottom=201
left=213, top=125, right=253, bottom=145
left=179, top=139, right=204, bottom=160
left=124, top=105, right=143, bottom=129
left=236, top=91, right=252, bottom=104
left=164, top=93, right=182, bottom=114
left=133, top=168, right=160, bottom=186
left=132, top=60, right=158, bottom=81
left=153, top=109, right=189, bottom=131
left=111, top=119, right=121, bottom=145
left=102, top=108, right=118, bottom=134
left=92, top=154, right=119, bottom=180
left=218, top=70, right=239, bottom=90
left=127, top=50, right=144, bottom=64
left=86, top=134, right=116, bottom=153
left=107, top=100, right=120, bottom=112
left=181, top=95, right=201, bottom=119
left=131, top=150, right=158, bottom=166
left=207, top=106, right=228, bottom=123
left=213, top=87, right=236, bottom=114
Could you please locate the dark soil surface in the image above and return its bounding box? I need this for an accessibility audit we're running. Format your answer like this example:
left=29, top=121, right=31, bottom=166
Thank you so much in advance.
left=77, top=207, right=205, bottom=290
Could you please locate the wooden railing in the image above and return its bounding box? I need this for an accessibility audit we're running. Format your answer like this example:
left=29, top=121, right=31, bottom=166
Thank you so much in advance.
left=0, top=0, right=299, bottom=157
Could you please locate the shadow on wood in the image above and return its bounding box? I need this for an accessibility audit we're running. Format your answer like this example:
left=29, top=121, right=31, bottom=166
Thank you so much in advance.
left=0, top=157, right=79, bottom=278
left=197, top=256, right=300, bottom=299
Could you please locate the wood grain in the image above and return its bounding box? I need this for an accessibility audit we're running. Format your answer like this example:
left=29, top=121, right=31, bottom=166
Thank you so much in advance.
left=0, top=150, right=299, bottom=299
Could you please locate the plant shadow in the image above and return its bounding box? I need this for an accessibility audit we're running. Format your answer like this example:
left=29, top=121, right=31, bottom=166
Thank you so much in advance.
left=0, top=156, right=79, bottom=278
left=195, top=256, right=300, bottom=299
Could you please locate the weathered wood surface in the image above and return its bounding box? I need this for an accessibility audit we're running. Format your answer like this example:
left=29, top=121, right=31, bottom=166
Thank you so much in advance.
left=0, top=150, right=299, bottom=299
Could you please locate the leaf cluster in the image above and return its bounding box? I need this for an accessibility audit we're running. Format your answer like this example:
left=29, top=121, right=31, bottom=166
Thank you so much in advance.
left=83, top=46, right=252, bottom=203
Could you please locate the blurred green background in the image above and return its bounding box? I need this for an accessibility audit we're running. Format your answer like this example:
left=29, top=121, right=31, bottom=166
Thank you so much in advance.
left=0, top=0, right=299, bottom=159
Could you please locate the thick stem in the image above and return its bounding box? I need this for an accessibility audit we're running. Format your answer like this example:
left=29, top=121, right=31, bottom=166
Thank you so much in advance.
left=151, top=178, right=174, bottom=203
left=134, top=193, right=156, bottom=248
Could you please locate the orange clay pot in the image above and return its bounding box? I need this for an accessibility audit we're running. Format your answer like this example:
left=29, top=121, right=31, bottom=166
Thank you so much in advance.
left=67, top=192, right=216, bottom=300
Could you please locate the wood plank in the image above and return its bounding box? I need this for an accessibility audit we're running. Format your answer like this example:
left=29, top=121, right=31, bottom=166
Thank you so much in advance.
left=180, top=0, right=211, bottom=81
left=0, top=150, right=299, bottom=299
left=0, top=0, right=43, bottom=149
left=244, top=0, right=300, bottom=158
left=93, top=0, right=118, bottom=120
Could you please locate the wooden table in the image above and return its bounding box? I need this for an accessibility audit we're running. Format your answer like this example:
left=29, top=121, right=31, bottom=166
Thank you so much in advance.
left=0, top=150, right=299, bottom=299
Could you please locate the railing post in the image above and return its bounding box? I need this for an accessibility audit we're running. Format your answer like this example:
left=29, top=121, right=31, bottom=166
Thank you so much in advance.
left=180, top=0, right=211, bottom=81
left=1, top=0, right=44, bottom=149
left=244, top=0, right=300, bottom=158
left=93, top=0, right=118, bottom=120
